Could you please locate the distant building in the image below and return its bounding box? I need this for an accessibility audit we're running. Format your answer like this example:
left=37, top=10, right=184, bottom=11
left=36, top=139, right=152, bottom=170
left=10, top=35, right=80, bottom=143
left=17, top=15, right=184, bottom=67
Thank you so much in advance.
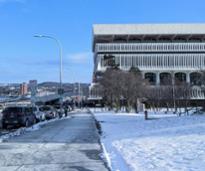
left=20, top=82, right=28, bottom=96
left=29, top=80, right=38, bottom=96
left=90, top=24, right=205, bottom=99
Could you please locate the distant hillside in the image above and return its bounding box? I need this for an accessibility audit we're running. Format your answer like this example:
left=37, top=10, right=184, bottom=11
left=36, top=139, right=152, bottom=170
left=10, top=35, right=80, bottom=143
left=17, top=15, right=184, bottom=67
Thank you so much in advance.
left=38, top=82, right=60, bottom=87
left=38, top=82, right=90, bottom=97
left=38, top=82, right=90, bottom=87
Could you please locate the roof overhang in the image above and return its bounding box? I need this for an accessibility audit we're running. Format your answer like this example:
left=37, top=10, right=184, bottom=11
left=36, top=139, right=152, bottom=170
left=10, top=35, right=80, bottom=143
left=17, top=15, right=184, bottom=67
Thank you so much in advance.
left=93, top=24, right=205, bottom=36
left=92, top=24, right=205, bottom=51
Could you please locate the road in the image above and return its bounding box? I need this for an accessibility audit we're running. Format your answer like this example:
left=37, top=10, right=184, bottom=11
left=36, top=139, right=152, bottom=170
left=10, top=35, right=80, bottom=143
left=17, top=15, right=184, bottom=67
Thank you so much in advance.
left=0, top=112, right=108, bottom=171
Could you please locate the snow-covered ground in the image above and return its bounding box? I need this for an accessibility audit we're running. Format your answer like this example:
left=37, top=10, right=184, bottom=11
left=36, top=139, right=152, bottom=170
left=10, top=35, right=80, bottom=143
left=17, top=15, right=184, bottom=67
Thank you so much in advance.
left=93, top=110, right=205, bottom=171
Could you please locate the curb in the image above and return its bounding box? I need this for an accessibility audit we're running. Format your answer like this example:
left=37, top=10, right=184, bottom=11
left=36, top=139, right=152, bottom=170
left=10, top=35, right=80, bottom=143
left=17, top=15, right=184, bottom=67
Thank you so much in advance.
left=88, top=108, right=111, bottom=171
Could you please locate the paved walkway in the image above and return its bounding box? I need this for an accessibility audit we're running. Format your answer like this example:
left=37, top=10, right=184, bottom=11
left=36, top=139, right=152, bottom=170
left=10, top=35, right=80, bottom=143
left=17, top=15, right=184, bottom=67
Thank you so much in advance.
left=0, top=113, right=108, bottom=171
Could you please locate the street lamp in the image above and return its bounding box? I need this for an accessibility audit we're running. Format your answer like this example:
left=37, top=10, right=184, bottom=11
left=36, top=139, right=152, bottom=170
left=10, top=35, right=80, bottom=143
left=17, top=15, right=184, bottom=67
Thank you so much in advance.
left=34, top=35, right=63, bottom=116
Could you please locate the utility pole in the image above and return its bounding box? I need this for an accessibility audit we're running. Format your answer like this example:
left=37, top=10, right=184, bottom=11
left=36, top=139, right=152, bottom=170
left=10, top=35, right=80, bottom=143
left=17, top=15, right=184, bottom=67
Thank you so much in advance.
left=78, top=83, right=81, bottom=108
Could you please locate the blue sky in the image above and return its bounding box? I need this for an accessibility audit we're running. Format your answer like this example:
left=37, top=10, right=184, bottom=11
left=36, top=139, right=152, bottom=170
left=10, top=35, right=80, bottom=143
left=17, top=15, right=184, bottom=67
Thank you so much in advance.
left=0, top=0, right=205, bottom=83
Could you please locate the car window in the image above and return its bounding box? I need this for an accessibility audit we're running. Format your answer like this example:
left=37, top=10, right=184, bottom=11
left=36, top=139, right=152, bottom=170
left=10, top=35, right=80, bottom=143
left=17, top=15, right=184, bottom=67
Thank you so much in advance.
left=32, top=107, right=37, bottom=112
left=40, top=106, right=51, bottom=111
left=25, top=107, right=33, bottom=115
left=24, top=108, right=29, bottom=114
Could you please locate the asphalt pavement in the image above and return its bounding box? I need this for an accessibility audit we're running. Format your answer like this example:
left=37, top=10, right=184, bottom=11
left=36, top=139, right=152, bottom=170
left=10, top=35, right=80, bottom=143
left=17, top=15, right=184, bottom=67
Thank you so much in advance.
left=0, top=112, right=108, bottom=171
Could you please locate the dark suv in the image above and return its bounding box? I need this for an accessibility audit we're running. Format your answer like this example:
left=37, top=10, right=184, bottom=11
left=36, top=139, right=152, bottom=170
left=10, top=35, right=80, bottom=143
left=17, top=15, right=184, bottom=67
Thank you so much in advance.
left=2, top=106, right=36, bottom=129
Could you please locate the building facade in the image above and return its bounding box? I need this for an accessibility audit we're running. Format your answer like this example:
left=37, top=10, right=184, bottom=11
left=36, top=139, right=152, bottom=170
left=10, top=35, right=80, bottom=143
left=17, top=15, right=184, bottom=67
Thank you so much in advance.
left=90, top=24, right=205, bottom=99
left=20, top=82, right=28, bottom=96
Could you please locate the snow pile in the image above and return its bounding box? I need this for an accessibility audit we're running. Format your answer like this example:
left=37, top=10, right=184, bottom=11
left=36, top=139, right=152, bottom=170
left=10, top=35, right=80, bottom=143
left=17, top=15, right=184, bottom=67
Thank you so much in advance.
left=0, top=127, right=26, bottom=143
left=94, top=111, right=205, bottom=171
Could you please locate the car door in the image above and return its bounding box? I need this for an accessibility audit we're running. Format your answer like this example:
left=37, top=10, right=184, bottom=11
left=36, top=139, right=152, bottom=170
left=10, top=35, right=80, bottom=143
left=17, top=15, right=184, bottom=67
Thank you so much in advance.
left=32, top=107, right=37, bottom=119
left=20, top=107, right=27, bottom=125
left=29, top=107, right=35, bottom=123
left=24, top=107, right=30, bottom=123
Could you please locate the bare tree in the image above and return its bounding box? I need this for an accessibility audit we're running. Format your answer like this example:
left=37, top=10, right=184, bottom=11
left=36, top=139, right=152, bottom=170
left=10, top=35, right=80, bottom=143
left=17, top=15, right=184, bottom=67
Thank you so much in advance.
left=99, top=66, right=146, bottom=113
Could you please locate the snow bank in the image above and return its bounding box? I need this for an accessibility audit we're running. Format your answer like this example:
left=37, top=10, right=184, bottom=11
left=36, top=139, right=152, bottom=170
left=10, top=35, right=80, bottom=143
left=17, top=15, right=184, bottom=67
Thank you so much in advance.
left=94, top=111, right=205, bottom=171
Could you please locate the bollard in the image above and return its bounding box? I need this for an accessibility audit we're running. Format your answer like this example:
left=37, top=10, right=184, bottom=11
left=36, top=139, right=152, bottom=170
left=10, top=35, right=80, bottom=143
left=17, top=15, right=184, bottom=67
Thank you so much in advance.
left=144, top=110, right=148, bottom=120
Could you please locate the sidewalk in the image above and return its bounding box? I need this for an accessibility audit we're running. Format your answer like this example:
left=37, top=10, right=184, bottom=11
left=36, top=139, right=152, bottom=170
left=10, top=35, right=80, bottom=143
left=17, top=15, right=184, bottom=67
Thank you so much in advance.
left=0, top=112, right=108, bottom=171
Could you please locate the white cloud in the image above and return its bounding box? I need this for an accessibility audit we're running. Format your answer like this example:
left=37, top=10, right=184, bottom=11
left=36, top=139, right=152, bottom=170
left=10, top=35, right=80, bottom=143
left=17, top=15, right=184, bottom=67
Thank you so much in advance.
left=66, top=52, right=92, bottom=64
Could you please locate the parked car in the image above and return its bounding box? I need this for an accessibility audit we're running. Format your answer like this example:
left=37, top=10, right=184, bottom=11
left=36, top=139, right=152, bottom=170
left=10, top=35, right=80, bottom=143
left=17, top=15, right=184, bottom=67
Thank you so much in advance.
left=54, top=105, right=65, bottom=116
left=39, top=106, right=57, bottom=120
left=0, top=104, right=5, bottom=113
left=32, top=106, right=45, bottom=122
left=0, top=105, right=6, bottom=129
left=0, top=112, right=2, bottom=129
left=2, top=106, right=36, bottom=129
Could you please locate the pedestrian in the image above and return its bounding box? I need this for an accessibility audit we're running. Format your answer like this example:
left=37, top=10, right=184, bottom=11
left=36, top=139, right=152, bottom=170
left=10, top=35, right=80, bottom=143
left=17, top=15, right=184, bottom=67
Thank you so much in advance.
left=65, top=106, right=68, bottom=117
left=144, top=110, right=148, bottom=120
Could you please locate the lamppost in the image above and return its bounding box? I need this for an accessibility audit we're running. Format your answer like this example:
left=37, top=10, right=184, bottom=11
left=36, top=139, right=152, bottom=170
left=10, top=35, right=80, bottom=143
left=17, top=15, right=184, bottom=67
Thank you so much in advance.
left=34, top=35, right=63, bottom=116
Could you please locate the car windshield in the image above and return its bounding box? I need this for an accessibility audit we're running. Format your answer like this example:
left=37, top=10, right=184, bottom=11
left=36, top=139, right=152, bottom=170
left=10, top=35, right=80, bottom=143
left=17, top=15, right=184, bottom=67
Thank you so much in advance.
left=40, top=106, right=51, bottom=111
left=55, top=106, right=60, bottom=109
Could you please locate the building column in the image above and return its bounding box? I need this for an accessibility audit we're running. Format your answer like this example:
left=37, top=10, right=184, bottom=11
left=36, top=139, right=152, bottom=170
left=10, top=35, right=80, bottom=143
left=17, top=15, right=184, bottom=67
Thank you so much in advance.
left=171, top=72, right=175, bottom=85
left=97, top=55, right=102, bottom=70
left=120, top=55, right=122, bottom=68
left=186, top=72, right=190, bottom=84
left=142, top=72, right=145, bottom=79
left=156, top=72, right=160, bottom=85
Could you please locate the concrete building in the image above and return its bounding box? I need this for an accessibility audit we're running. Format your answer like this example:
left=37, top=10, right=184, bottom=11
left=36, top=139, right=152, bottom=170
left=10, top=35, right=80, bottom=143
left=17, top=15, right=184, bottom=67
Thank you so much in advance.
left=90, top=24, right=205, bottom=99
left=29, top=80, right=38, bottom=95
left=20, top=82, right=28, bottom=96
